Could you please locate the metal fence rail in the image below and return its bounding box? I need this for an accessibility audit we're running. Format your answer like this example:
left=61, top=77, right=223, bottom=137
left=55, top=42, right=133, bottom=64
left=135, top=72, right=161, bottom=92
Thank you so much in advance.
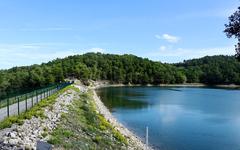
left=0, top=82, right=72, bottom=121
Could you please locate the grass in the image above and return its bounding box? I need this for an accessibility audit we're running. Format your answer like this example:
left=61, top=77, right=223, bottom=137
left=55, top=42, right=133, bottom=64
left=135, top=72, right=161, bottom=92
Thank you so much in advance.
left=0, top=85, right=74, bottom=130
left=48, top=90, right=128, bottom=150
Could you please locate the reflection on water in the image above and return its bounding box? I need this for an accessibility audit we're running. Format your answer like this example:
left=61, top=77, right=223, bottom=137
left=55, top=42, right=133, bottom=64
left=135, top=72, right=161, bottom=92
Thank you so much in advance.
left=97, top=86, right=240, bottom=150
left=96, top=87, right=148, bottom=111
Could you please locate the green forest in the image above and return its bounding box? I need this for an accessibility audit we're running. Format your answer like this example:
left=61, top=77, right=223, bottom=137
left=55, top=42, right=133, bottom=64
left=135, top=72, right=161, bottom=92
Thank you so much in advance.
left=0, top=53, right=240, bottom=99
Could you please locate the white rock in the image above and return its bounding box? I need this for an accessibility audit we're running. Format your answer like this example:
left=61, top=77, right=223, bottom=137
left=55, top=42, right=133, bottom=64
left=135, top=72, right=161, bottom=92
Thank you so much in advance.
left=9, top=138, right=19, bottom=145
left=0, top=89, right=77, bottom=149
left=10, top=132, right=16, bottom=138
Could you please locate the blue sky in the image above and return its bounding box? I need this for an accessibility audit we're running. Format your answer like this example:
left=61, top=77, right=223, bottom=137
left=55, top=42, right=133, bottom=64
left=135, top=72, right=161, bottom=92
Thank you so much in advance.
left=0, top=0, right=239, bottom=69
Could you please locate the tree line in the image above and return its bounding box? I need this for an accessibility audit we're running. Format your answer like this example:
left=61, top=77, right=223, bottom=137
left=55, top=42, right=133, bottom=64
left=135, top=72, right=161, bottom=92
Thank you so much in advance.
left=175, top=55, right=240, bottom=84
left=0, top=53, right=240, bottom=99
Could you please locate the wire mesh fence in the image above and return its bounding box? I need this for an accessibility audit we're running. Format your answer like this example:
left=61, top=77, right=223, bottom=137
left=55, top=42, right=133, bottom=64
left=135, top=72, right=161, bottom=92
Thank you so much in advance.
left=0, top=81, right=72, bottom=121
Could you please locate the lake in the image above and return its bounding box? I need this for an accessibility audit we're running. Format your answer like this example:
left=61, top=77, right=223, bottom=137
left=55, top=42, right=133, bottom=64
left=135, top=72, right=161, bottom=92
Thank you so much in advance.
left=96, top=86, right=240, bottom=150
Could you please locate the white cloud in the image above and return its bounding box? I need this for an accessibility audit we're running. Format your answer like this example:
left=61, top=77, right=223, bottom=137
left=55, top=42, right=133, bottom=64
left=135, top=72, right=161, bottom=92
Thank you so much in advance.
left=176, top=7, right=237, bottom=20
left=160, top=46, right=167, bottom=51
left=20, top=27, right=73, bottom=31
left=155, top=34, right=162, bottom=39
left=162, top=34, right=180, bottom=43
left=0, top=43, right=78, bottom=69
left=155, top=34, right=180, bottom=43
left=0, top=43, right=106, bottom=69
left=148, top=45, right=235, bottom=63
left=88, top=47, right=105, bottom=53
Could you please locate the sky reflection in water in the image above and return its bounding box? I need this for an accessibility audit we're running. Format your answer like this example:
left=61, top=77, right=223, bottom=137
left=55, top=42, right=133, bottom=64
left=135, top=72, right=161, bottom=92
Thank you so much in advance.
left=97, top=87, right=240, bottom=150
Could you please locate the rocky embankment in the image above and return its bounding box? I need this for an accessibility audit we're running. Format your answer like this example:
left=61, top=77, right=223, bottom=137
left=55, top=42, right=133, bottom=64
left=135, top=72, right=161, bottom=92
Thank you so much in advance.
left=93, top=91, right=151, bottom=150
left=0, top=89, right=77, bottom=150
left=0, top=81, right=152, bottom=150
left=91, top=81, right=152, bottom=150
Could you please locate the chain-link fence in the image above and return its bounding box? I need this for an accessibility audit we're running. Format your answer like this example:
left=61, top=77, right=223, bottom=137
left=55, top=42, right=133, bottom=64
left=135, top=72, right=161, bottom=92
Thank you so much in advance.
left=0, top=82, right=72, bottom=121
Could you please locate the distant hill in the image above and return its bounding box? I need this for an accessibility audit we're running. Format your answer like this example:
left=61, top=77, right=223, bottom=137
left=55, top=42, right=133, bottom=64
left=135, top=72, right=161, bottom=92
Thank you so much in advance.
left=175, top=55, right=240, bottom=84
left=0, top=53, right=239, bottom=98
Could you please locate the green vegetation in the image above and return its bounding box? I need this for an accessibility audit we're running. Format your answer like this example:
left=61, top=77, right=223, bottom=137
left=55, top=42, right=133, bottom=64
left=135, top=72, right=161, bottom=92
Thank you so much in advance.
left=48, top=91, right=128, bottom=150
left=175, top=55, right=240, bottom=84
left=0, top=53, right=240, bottom=99
left=0, top=85, right=72, bottom=130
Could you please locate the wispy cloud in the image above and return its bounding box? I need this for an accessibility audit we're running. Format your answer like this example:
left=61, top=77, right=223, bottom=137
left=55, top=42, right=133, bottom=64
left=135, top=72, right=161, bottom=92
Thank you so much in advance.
left=0, top=43, right=106, bottom=69
left=176, top=7, right=237, bottom=20
left=160, top=46, right=167, bottom=51
left=20, top=27, right=73, bottom=31
left=155, top=35, right=162, bottom=39
left=147, top=45, right=235, bottom=63
left=155, top=34, right=180, bottom=43
left=88, top=47, right=105, bottom=53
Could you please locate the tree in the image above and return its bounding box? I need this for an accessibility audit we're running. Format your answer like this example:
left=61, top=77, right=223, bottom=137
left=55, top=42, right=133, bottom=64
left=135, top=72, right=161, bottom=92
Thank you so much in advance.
left=224, top=7, right=240, bottom=60
left=52, top=65, right=64, bottom=82
left=1, top=53, right=240, bottom=96
left=74, top=63, right=90, bottom=80
left=29, top=67, right=44, bottom=87
left=175, top=71, right=186, bottom=84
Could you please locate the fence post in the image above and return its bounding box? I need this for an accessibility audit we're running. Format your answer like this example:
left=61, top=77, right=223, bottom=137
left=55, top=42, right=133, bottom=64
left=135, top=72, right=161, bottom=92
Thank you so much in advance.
left=39, top=90, right=41, bottom=100
left=36, top=90, right=38, bottom=103
left=31, top=92, right=33, bottom=107
left=43, top=89, right=45, bottom=99
left=18, top=97, right=20, bottom=115
left=47, top=88, right=49, bottom=98
left=25, top=94, right=28, bottom=111
left=41, top=90, right=42, bottom=100
left=7, top=98, right=9, bottom=117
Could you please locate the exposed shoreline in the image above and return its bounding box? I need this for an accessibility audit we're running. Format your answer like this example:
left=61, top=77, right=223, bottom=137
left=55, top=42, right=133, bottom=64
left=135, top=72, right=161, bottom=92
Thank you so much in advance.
left=89, top=80, right=240, bottom=150
left=91, top=80, right=240, bottom=89
left=90, top=85, right=152, bottom=150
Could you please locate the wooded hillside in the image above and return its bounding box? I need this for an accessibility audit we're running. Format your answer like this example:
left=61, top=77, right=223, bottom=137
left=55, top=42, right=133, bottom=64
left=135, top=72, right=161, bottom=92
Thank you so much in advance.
left=0, top=53, right=239, bottom=99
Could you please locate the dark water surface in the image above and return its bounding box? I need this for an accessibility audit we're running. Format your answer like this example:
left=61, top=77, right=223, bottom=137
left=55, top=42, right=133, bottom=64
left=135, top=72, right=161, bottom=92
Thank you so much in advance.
left=96, top=86, right=240, bottom=150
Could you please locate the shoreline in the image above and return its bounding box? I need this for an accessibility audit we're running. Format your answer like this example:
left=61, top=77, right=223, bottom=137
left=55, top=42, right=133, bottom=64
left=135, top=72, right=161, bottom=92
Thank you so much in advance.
left=91, top=80, right=240, bottom=89
left=91, top=87, right=152, bottom=150
left=89, top=80, right=240, bottom=150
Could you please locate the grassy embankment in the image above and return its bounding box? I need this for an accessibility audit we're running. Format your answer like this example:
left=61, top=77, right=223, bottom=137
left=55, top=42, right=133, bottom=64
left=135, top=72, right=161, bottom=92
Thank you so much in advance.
left=48, top=89, right=128, bottom=150
left=0, top=85, right=74, bottom=130
left=0, top=84, right=129, bottom=149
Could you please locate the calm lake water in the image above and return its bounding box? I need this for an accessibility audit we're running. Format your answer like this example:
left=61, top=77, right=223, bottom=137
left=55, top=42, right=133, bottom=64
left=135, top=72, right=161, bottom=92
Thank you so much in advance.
left=96, top=86, right=240, bottom=150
